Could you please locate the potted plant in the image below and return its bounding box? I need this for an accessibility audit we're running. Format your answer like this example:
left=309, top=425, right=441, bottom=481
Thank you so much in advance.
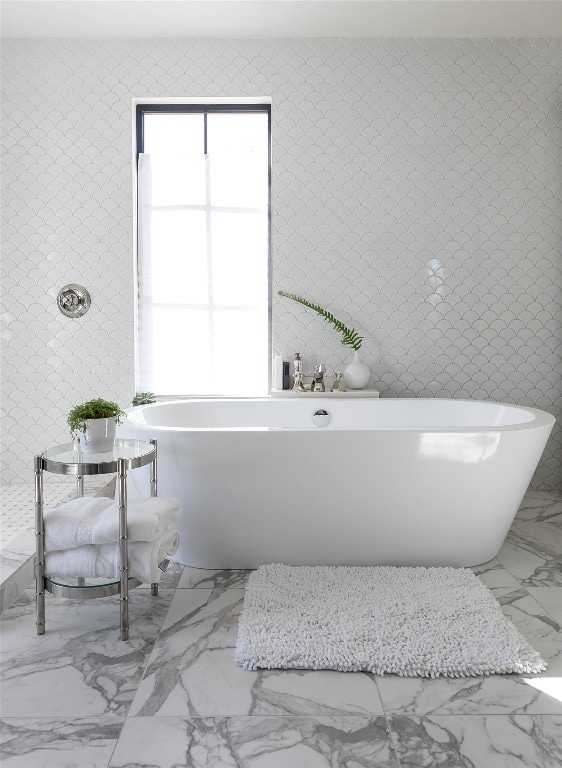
left=278, top=290, right=370, bottom=389
left=132, top=392, right=156, bottom=406
left=67, top=398, right=124, bottom=453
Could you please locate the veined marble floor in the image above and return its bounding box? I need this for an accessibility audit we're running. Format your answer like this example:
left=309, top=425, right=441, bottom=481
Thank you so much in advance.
left=1, top=490, right=561, bottom=767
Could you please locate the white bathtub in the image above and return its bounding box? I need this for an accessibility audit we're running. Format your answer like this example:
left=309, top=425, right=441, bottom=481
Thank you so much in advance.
left=121, top=398, right=554, bottom=568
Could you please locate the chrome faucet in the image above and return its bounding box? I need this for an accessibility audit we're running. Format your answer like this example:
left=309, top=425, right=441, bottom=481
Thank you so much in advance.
left=292, top=372, right=307, bottom=392
left=311, top=364, right=326, bottom=392
left=331, top=371, right=346, bottom=392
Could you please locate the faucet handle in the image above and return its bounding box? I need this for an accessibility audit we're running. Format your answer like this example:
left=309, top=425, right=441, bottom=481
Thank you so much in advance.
left=292, top=372, right=307, bottom=392
left=330, top=371, right=346, bottom=392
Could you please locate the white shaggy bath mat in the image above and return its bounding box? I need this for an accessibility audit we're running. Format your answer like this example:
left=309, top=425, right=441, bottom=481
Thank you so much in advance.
left=235, top=564, right=546, bottom=677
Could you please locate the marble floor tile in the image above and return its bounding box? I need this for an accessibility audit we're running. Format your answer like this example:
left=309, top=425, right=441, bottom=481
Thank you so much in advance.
left=249, top=669, right=385, bottom=717
left=376, top=672, right=562, bottom=717
left=0, top=588, right=174, bottom=718
left=516, top=491, right=562, bottom=526
left=491, top=586, right=562, bottom=709
left=176, top=566, right=252, bottom=589
left=129, top=588, right=384, bottom=717
left=492, top=587, right=560, bottom=656
left=389, top=715, right=562, bottom=768
left=526, top=587, right=562, bottom=625
left=0, top=530, right=36, bottom=614
left=491, top=587, right=562, bottom=650
left=0, top=557, right=34, bottom=615
left=0, top=530, right=36, bottom=579
left=110, top=715, right=398, bottom=768
left=0, top=717, right=123, bottom=768
left=497, top=520, right=562, bottom=587
left=470, top=558, right=520, bottom=588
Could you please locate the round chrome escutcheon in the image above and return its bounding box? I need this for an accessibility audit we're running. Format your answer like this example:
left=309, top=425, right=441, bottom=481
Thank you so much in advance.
left=312, top=409, right=330, bottom=427
left=57, top=284, right=91, bottom=318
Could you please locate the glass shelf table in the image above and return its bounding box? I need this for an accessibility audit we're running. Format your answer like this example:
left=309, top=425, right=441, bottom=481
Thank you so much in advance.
left=35, top=438, right=158, bottom=640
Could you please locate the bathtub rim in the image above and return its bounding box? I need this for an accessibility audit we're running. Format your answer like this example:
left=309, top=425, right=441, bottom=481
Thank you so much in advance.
left=123, top=398, right=555, bottom=434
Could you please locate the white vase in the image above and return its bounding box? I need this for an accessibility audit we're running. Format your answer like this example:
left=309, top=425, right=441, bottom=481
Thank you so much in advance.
left=81, top=417, right=116, bottom=454
left=344, top=350, right=370, bottom=389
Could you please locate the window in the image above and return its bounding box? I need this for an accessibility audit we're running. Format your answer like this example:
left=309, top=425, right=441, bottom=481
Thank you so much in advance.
left=136, top=103, right=271, bottom=396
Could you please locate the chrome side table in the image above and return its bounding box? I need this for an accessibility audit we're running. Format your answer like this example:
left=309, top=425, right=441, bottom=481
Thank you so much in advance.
left=34, top=438, right=158, bottom=640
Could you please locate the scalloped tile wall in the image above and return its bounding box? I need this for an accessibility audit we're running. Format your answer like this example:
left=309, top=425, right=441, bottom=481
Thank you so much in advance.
left=1, top=39, right=561, bottom=488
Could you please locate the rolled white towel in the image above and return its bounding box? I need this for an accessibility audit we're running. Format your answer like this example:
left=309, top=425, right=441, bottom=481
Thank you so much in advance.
left=44, top=496, right=181, bottom=551
left=45, top=529, right=180, bottom=585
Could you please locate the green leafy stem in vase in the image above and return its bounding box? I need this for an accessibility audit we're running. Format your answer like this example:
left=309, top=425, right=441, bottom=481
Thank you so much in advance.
left=278, top=290, right=363, bottom=351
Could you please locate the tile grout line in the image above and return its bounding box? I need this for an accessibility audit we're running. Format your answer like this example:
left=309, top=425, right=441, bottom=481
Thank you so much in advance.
left=105, top=724, right=122, bottom=768
left=519, top=586, right=562, bottom=628
left=106, top=575, right=189, bottom=766
left=385, top=713, right=405, bottom=768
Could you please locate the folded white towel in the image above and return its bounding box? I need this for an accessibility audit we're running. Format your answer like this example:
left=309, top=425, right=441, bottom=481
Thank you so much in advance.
left=44, top=496, right=181, bottom=551
left=45, top=530, right=180, bottom=585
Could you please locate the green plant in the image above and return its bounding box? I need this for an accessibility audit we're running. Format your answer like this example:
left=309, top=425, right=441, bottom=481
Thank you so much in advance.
left=66, top=398, right=125, bottom=435
left=132, top=392, right=156, bottom=406
left=278, top=290, right=364, bottom=351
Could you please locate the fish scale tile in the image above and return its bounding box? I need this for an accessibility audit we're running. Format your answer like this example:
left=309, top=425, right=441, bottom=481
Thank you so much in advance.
left=2, top=38, right=561, bottom=487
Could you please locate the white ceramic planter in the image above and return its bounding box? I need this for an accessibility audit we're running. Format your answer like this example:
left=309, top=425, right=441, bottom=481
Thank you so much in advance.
left=343, top=351, right=370, bottom=389
left=81, top=417, right=117, bottom=453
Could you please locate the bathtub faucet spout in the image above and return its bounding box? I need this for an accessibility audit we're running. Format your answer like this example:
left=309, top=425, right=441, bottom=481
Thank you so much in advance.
left=311, top=364, right=326, bottom=392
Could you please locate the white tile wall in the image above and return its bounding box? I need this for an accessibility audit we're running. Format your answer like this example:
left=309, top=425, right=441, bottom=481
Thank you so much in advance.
left=1, top=38, right=561, bottom=488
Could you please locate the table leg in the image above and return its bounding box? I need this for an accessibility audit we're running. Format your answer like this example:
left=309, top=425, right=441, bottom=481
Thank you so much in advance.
left=150, top=439, right=158, bottom=498
left=150, top=439, right=158, bottom=596
left=76, top=474, right=85, bottom=586
left=34, top=456, right=45, bottom=635
left=118, top=458, right=129, bottom=640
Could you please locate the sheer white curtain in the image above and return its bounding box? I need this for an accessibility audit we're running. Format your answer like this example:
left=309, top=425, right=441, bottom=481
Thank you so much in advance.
left=137, top=151, right=268, bottom=396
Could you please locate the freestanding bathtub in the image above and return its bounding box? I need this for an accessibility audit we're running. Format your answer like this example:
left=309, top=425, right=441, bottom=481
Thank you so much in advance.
left=121, top=398, right=554, bottom=568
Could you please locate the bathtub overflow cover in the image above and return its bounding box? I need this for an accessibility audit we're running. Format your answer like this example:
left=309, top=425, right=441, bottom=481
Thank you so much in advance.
left=312, top=409, right=330, bottom=427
